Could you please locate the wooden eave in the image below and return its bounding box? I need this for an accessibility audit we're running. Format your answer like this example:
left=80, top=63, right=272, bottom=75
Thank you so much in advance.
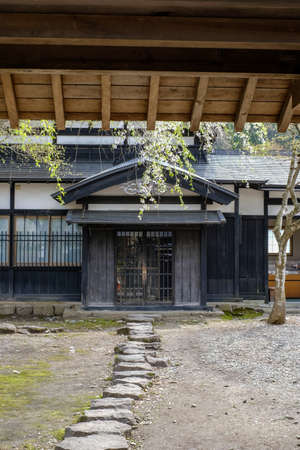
left=1, top=6, right=300, bottom=129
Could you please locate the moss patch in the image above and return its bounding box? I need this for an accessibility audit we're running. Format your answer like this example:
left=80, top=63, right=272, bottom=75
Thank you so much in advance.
left=38, top=318, right=119, bottom=331
left=222, top=308, right=263, bottom=320
left=0, top=362, right=52, bottom=417
left=52, top=428, right=65, bottom=441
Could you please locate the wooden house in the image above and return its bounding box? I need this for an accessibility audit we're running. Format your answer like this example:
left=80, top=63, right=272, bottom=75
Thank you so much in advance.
left=0, top=125, right=299, bottom=308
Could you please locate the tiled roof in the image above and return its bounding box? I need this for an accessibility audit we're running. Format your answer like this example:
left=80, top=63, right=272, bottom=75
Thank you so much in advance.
left=0, top=153, right=293, bottom=187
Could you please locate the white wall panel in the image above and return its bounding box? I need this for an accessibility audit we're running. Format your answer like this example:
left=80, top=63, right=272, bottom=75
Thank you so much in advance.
left=0, top=183, right=10, bottom=209
left=14, top=183, right=81, bottom=210
left=268, top=205, right=300, bottom=216
left=239, top=188, right=264, bottom=215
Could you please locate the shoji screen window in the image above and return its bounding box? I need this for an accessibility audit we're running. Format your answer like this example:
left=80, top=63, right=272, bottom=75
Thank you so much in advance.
left=0, top=216, right=9, bottom=266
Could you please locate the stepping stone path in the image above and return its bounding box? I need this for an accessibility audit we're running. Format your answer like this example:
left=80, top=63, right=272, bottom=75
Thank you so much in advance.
left=55, top=314, right=168, bottom=450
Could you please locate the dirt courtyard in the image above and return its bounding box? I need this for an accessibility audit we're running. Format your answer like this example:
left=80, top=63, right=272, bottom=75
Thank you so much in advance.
left=0, top=315, right=300, bottom=449
left=132, top=316, right=300, bottom=450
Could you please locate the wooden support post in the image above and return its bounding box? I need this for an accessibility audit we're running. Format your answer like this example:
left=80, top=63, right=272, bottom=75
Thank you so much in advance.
left=200, top=225, right=207, bottom=308
left=190, top=77, right=209, bottom=132
left=264, top=191, right=269, bottom=304
left=51, top=74, right=65, bottom=130
left=9, top=182, right=15, bottom=298
left=147, top=75, right=160, bottom=130
left=234, top=184, right=240, bottom=298
left=1, top=73, right=18, bottom=128
left=235, top=77, right=257, bottom=131
left=101, top=74, right=111, bottom=130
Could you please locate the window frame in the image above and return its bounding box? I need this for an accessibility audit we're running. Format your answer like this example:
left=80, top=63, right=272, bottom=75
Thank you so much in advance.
left=14, top=214, right=82, bottom=267
left=0, top=215, right=10, bottom=267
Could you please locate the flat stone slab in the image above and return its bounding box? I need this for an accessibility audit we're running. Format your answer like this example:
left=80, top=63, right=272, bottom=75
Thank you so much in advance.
left=103, top=384, right=144, bottom=400
left=128, top=334, right=160, bottom=343
left=115, top=354, right=146, bottom=363
left=0, top=323, right=16, bottom=333
left=146, top=355, right=169, bottom=368
left=126, top=316, right=154, bottom=323
left=114, top=377, right=151, bottom=389
left=81, top=409, right=136, bottom=426
left=113, top=370, right=154, bottom=379
left=55, top=434, right=129, bottom=450
left=116, top=348, right=147, bottom=356
left=114, top=362, right=153, bottom=372
left=90, top=398, right=133, bottom=410
left=65, top=420, right=132, bottom=438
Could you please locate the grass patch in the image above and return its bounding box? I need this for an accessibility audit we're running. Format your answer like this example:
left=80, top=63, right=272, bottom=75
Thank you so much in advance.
left=52, top=428, right=65, bottom=441
left=222, top=308, right=263, bottom=320
left=39, top=318, right=119, bottom=331
left=0, top=362, right=52, bottom=417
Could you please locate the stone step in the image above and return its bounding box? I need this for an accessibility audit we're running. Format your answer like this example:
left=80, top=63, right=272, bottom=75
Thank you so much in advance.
left=81, top=409, right=136, bottom=426
left=115, top=354, right=146, bottom=363
left=90, top=398, right=133, bottom=410
left=114, top=362, right=153, bottom=372
left=65, top=420, right=132, bottom=438
left=128, top=334, right=160, bottom=343
left=113, top=370, right=154, bottom=379
left=103, top=384, right=144, bottom=400
left=113, top=377, right=152, bottom=389
left=55, top=434, right=129, bottom=450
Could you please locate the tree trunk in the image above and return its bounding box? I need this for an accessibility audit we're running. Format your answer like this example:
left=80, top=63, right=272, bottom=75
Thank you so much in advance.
left=268, top=244, right=287, bottom=324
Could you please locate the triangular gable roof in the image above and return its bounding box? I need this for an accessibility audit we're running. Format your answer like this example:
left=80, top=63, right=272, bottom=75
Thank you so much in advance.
left=52, top=158, right=238, bottom=205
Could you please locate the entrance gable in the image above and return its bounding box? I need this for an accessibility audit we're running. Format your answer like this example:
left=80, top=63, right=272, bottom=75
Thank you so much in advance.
left=52, top=158, right=238, bottom=205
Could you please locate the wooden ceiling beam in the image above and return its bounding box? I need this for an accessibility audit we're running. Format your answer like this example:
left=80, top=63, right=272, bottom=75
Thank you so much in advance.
left=147, top=75, right=160, bottom=130
left=190, top=77, right=209, bottom=132
left=101, top=74, right=111, bottom=130
left=51, top=74, right=65, bottom=130
left=235, top=77, right=257, bottom=132
left=1, top=73, right=19, bottom=128
left=1, top=14, right=300, bottom=50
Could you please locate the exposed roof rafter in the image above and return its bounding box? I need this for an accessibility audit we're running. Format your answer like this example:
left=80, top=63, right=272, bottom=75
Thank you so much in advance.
left=235, top=77, right=257, bottom=132
left=147, top=75, right=160, bottom=130
left=51, top=74, right=65, bottom=130
left=190, top=77, right=209, bottom=132
left=101, top=74, right=111, bottom=130
left=1, top=73, right=18, bottom=128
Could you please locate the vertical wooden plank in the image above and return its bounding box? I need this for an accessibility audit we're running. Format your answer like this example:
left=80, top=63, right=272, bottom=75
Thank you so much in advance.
left=174, top=230, right=201, bottom=305
left=234, top=185, right=240, bottom=298
left=200, top=226, right=207, bottom=308
left=190, top=77, right=209, bottom=132
left=235, top=77, right=257, bottom=132
left=81, top=225, right=89, bottom=306
left=147, top=75, right=160, bottom=130
left=264, top=191, right=269, bottom=303
left=101, top=75, right=111, bottom=130
left=51, top=74, right=65, bottom=130
left=1, top=73, right=19, bottom=128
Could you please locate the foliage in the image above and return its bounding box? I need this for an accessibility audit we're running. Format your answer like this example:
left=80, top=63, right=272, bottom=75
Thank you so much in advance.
left=112, top=121, right=223, bottom=216
left=223, top=122, right=268, bottom=152
left=0, top=120, right=66, bottom=200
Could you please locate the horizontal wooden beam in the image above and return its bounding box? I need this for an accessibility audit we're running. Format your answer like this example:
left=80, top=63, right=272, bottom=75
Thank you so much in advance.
left=0, top=45, right=300, bottom=77
left=1, top=14, right=300, bottom=50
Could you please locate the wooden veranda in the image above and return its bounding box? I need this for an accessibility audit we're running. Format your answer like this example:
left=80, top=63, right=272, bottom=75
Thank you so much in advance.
left=1, top=0, right=300, bottom=131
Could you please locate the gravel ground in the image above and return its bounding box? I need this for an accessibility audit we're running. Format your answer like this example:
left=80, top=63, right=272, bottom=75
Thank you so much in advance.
left=0, top=322, right=122, bottom=449
left=132, top=316, right=300, bottom=450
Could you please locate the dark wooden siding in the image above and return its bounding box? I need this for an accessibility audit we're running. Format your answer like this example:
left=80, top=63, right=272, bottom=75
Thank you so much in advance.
left=207, top=217, right=235, bottom=296
left=13, top=268, right=81, bottom=297
left=0, top=268, right=9, bottom=295
left=84, top=228, right=115, bottom=307
left=239, top=216, right=265, bottom=297
left=174, top=230, right=201, bottom=305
